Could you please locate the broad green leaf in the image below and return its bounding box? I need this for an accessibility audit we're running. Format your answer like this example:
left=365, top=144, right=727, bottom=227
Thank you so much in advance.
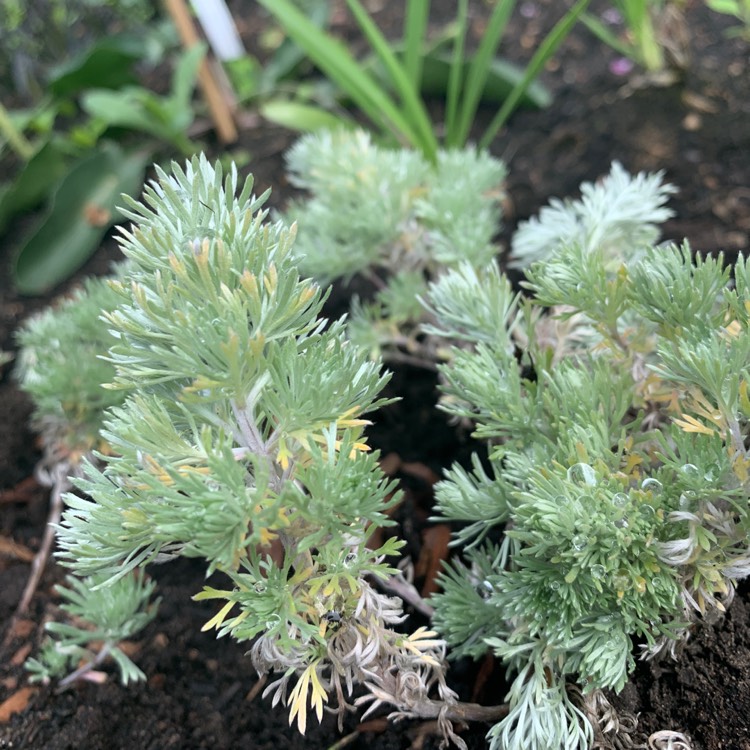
left=225, top=55, right=262, bottom=103
left=13, top=145, right=148, bottom=295
left=48, top=35, right=144, bottom=97
left=170, top=43, right=206, bottom=114
left=81, top=44, right=203, bottom=152
left=260, top=100, right=354, bottom=133
left=0, top=140, right=70, bottom=234
left=420, top=52, right=552, bottom=109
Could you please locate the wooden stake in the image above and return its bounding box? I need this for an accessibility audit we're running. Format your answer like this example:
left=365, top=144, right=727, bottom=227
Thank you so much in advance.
left=163, top=0, right=238, bottom=144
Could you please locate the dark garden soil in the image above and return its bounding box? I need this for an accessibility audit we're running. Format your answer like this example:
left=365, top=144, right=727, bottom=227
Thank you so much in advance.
left=1, top=1, right=749, bottom=748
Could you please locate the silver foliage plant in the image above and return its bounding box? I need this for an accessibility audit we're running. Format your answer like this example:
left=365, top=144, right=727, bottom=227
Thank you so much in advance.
left=426, top=166, right=750, bottom=749
left=509, top=161, right=677, bottom=270
left=15, top=275, right=158, bottom=672
left=41, top=156, right=453, bottom=735
left=282, top=128, right=507, bottom=366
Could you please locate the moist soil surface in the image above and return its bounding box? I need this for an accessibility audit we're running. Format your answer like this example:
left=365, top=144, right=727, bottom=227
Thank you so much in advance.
left=1, top=1, right=749, bottom=748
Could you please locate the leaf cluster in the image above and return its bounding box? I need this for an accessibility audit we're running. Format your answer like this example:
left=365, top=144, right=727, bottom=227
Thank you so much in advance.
left=44, top=155, right=447, bottom=733
left=15, top=273, right=128, bottom=458
left=257, top=0, right=590, bottom=158
left=26, top=570, right=158, bottom=687
left=427, top=164, right=750, bottom=749
left=283, top=128, right=506, bottom=364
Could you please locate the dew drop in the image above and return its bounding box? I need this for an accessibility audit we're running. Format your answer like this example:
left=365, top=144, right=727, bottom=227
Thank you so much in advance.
left=641, top=478, right=663, bottom=495
left=612, top=570, right=631, bottom=591
left=567, top=463, right=597, bottom=487
left=572, top=534, right=589, bottom=551
left=640, top=504, right=656, bottom=519
left=254, top=581, right=267, bottom=593
left=611, top=492, right=628, bottom=508
left=680, top=463, right=699, bottom=477
left=679, top=491, right=696, bottom=510
left=704, top=463, right=721, bottom=481
left=478, top=580, right=494, bottom=599
left=614, top=517, right=629, bottom=529
left=591, top=564, right=605, bottom=580
left=549, top=580, right=561, bottom=592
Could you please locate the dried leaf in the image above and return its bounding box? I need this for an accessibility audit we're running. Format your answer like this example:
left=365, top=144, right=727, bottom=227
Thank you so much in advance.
left=0, top=687, right=36, bottom=722
left=0, top=537, right=35, bottom=562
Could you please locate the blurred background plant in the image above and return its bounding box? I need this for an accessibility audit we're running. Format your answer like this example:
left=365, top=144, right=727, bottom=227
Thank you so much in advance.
left=0, top=0, right=351, bottom=295
left=705, top=0, right=750, bottom=38
left=281, top=128, right=507, bottom=367
left=0, top=0, right=157, bottom=100
left=0, top=0, right=184, bottom=295
left=425, top=164, right=750, bottom=749
left=8, top=274, right=128, bottom=635
left=581, top=0, right=690, bottom=78
left=257, top=0, right=589, bottom=160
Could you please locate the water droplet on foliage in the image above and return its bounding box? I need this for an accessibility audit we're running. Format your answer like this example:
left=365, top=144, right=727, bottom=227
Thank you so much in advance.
left=612, top=570, right=631, bottom=591
left=679, top=492, right=695, bottom=510
left=478, top=580, right=494, bottom=600
left=568, top=463, right=597, bottom=486
left=704, top=463, right=721, bottom=481
left=591, top=565, right=605, bottom=580
left=572, top=534, right=589, bottom=551
left=614, top=517, right=629, bottom=529
left=641, top=478, right=663, bottom=495
left=254, top=581, right=267, bottom=593
left=612, top=493, right=628, bottom=508
left=549, top=580, right=561, bottom=592
left=680, top=463, right=699, bottom=477
left=640, top=504, right=656, bottom=519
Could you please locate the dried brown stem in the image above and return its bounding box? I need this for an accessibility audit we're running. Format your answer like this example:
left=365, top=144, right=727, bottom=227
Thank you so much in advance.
left=16, top=470, right=68, bottom=616
left=3, top=465, right=70, bottom=648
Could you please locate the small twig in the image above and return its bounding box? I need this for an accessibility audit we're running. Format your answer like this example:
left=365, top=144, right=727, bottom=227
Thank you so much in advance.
left=163, top=0, right=238, bottom=143
left=359, top=673, right=509, bottom=742
left=57, top=643, right=113, bottom=690
left=410, top=698, right=509, bottom=725
left=13, top=466, right=70, bottom=618
left=245, top=673, right=268, bottom=702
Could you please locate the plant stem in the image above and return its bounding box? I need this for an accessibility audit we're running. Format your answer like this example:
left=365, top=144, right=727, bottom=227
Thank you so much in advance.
left=58, top=643, right=113, bottom=689
left=15, top=465, right=70, bottom=616
left=0, top=102, right=34, bottom=161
